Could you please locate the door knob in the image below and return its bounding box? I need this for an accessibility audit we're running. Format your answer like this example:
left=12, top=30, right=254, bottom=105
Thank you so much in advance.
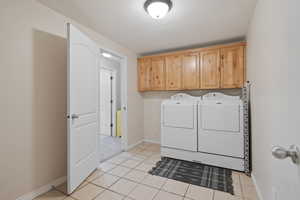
left=272, top=145, right=300, bottom=164
left=71, top=114, right=79, bottom=120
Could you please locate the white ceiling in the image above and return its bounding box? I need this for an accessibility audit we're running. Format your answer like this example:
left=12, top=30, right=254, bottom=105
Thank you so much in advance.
left=38, top=0, right=257, bottom=55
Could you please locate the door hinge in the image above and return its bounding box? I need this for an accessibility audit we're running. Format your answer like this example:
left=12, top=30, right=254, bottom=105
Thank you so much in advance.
left=110, top=123, right=113, bottom=127
left=110, top=100, right=113, bottom=103
left=110, top=76, right=113, bottom=80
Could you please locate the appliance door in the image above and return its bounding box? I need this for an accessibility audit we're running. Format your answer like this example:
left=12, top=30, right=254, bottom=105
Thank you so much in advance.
left=161, top=101, right=197, bottom=151
left=198, top=101, right=244, bottom=158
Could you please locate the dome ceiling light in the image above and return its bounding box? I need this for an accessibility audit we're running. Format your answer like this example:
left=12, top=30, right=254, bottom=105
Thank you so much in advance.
left=144, top=0, right=173, bottom=19
left=102, top=52, right=112, bottom=58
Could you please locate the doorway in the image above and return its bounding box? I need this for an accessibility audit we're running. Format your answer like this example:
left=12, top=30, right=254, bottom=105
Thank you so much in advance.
left=98, top=51, right=123, bottom=161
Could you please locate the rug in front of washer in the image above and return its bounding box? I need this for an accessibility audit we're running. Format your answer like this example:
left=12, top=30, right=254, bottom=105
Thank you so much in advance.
left=149, top=157, right=234, bottom=194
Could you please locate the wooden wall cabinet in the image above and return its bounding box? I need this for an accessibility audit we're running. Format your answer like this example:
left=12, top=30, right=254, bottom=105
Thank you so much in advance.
left=138, top=42, right=246, bottom=92
left=165, top=55, right=182, bottom=90
left=182, top=53, right=199, bottom=90
left=220, top=46, right=245, bottom=88
left=138, top=58, right=151, bottom=91
left=150, top=57, right=166, bottom=90
left=200, top=49, right=220, bottom=89
left=138, top=57, right=166, bottom=91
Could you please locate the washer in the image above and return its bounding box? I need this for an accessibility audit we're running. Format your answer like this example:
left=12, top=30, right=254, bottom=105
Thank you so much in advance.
left=198, top=92, right=244, bottom=170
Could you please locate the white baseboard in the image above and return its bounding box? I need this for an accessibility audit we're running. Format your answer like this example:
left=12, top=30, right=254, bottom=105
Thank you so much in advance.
left=125, top=140, right=143, bottom=151
left=143, top=139, right=160, bottom=144
left=251, top=173, right=264, bottom=200
left=16, top=176, right=66, bottom=200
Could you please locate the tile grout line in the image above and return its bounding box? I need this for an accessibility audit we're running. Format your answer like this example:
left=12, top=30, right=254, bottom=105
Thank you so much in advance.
left=77, top=144, right=210, bottom=200
left=90, top=185, right=107, bottom=200
left=37, top=144, right=158, bottom=200
left=59, top=145, right=245, bottom=200
left=150, top=186, right=161, bottom=200
left=58, top=148, right=202, bottom=200
left=122, top=149, right=159, bottom=200
left=126, top=153, right=197, bottom=199
left=151, top=177, right=169, bottom=200
left=96, top=148, right=157, bottom=200
left=239, top=173, right=246, bottom=199
left=183, top=184, right=191, bottom=199
left=71, top=151, right=145, bottom=199
left=89, top=168, right=141, bottom=199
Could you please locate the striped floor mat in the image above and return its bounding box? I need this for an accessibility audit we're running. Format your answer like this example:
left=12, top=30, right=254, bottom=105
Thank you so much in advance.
left=149, top=157, right=234, bottom=194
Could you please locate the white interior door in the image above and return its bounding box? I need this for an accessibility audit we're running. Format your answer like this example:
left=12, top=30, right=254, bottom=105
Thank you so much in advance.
left=67, top=24, right=99, bottom=194
left=100, top=68, right=112, bottom=136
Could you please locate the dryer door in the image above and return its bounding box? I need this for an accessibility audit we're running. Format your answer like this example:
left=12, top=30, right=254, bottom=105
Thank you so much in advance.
left=161, top=101, right=198, bottom=151
left=163, top=102, right=195, bottom=129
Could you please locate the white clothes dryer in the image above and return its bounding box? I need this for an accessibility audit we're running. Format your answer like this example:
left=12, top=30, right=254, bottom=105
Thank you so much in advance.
left=161, top=93, right=200, bottom=151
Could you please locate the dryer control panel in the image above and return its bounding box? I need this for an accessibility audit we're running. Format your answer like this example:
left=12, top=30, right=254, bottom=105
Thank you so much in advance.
left=202, top=92, right=240, bottom=101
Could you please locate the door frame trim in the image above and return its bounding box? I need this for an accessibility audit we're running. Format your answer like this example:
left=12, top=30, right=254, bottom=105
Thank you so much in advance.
left=98, top=47, right=128, bottom=158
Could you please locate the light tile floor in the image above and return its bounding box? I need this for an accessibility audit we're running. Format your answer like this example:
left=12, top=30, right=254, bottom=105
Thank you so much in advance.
left=34, top=142, right=258, bottom=200
left=99, top=135, right=122, bottom=161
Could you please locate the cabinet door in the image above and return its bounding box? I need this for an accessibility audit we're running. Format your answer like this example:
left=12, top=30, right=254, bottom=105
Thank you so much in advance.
left=151, top=57, right=165, bottom=90
left=138, top=58, right=151, bottom=91
left=165, top=55, right=182, bottom=90
left=220, top=46, right=245, bottom=88
left=182, top=53, right=199, bottom=90
left=200, top=49, right=221, bottom=89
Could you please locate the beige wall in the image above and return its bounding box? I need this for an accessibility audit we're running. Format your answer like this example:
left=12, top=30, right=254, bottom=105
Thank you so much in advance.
left=0, top=1, right=143, bottom=200
left=142, top=89, right=242, bottom=143
left=247, top=0, right=300, bottom=199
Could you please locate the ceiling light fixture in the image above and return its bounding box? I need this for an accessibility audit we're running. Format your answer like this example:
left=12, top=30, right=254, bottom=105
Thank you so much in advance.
left=144, top=0, right=173, bottom=19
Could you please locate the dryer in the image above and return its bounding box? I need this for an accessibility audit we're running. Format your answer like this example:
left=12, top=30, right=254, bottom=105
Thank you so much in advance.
left=161, top=93, right=200, bottom=151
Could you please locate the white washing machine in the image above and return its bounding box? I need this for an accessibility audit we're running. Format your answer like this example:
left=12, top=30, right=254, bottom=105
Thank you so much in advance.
left=161, top=93, right=200, bottom=152
left=199, top=92, right=244, bottom=157
left=198, top=92, right=245, bottom=170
